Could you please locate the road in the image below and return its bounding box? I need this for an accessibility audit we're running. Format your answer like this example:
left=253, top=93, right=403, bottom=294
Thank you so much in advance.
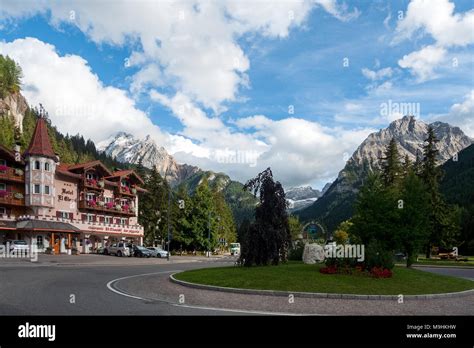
left=0, top=256, right=472, bottom=315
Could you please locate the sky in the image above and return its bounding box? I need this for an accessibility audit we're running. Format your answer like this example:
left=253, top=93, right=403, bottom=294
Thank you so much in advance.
left=0, top=0, right=473, bottom=190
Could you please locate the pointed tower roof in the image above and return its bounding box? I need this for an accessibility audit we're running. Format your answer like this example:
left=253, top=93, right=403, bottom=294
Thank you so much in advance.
left=24, top=117, right=57, bottom=159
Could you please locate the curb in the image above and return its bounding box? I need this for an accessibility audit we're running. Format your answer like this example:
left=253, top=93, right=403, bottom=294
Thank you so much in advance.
left=169, top=273, right=474, bottom=301
left=412, top=264, right=474, bottom=269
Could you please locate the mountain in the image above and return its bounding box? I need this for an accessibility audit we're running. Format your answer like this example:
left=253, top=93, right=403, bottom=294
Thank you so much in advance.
left=296, top=116, right=473, bottom=232
left=0, top=91, right=28, bottom=132
left=177, top=170, right=258, bottom=226
left=97, top=132, right=199, bottom=185
left=286, top=186, right=321, bottom=212
left=440, top=143, right=474, bottom=253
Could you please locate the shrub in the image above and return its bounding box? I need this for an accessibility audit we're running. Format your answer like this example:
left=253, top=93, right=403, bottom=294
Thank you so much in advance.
left=365, top=240, right=394, bottom=270
left=288, top=240, right=305, bottom=261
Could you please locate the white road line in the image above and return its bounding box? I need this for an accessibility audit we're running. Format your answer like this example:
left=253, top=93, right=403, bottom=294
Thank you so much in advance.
left=106, top=270, right=181, bottom=301
left=106, top=270, right=309, bottom=316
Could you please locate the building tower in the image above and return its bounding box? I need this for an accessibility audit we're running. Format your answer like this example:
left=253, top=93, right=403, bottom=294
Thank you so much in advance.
left=23, top=108, right=59, bottom=216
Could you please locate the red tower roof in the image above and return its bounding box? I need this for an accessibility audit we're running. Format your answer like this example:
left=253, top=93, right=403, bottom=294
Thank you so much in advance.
left=24, top=117, right=57, bottom=159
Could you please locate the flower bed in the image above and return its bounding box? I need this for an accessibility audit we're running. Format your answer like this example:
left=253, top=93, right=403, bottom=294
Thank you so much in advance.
left=0, top=165, right=8, bottom=172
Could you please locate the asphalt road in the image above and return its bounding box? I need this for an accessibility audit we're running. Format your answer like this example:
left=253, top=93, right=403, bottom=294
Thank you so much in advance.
left=0, top=258, right=472, bottom=315
left=0, top=260, right=238, bottom=315
left=413, top=266, right=474, bottom=280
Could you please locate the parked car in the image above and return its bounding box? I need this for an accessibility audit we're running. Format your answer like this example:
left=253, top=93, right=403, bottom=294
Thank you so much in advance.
left=104, top=242, right=130, bottom=257
left=230, top=243, right=241, bottom=256
left=147, top=247, right=169, bottom=258
left=133, top=245, right=152, bottom=258
left=5, top=240, right=29, bottom=252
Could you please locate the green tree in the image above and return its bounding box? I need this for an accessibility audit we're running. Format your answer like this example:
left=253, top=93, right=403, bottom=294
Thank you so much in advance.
left=396, top=170, right=430, bottom=266
left=334, top=220, right=352, bottom=245
left=381, top=138, right=402, bottom=187
left=421, top=127, right=460, bottom=257
left=138, top=166, right=170, bottom=246
left=239, top=168, right=291, bottom=266
left=288, top=215, right=303, bottom=241
left=0, top=55, right=22, bottom=97
left=212, top=188, right=237, bottom=249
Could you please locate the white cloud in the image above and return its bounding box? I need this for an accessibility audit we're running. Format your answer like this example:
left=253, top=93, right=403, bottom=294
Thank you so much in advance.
left=443, top=90, right=474, bottom=137
left=361, top=67, right=393, bottom=81
left=398, top=45, right=447, bottom=82
left=0, top=37, right=169, bottom=144
left=0, top=0, right=360, bottom=113
left=394, top=0, right=474, bottom=81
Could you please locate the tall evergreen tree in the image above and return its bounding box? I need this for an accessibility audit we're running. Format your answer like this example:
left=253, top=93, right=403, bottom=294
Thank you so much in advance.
left=239, top=168, right=291, bottom=266
left=421, top=127, right=459, bottom=257
left=381, top=138, right=402, bottom=187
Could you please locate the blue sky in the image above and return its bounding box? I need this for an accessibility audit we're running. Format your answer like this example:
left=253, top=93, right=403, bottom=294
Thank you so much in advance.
left=0, top=0, right=473, bottom=189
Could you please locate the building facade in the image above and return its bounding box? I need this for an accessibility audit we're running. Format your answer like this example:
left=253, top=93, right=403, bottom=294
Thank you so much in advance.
left=0, top=115, right=145, bottom=254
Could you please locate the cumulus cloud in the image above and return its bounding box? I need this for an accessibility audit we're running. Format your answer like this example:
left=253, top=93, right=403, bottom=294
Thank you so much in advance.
left=444, top=90, right=474, bottom=137
left=361, top=67, right=393, bottom=81
left=398, top=45, right=447, bottom=82
left=394, top=0, right=474, bottom=81
left=0, top=37, right=168, bottom=145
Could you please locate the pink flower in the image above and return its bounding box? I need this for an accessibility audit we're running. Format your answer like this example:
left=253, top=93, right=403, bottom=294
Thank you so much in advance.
left=0, top=165, right=8, bottom=171
left=0, top=190, right=8, bottom=197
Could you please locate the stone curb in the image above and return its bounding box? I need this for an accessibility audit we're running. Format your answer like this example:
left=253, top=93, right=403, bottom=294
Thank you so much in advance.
left=169, top=273, right=474, bottom=300
left=412, top=264, right=474, bottom=269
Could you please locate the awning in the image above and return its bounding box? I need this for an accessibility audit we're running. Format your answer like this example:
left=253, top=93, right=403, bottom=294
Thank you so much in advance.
left=0, top=220, right=17, bottom=231
left=15, top=220, right=81, bottom=233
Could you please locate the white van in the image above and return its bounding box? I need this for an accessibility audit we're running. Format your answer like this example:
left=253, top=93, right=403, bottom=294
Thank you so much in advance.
left=230, top=243, right=241, bottom=256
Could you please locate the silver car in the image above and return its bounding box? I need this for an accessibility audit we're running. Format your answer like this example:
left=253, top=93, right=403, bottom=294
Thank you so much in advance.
left=147, top=247, right=168, bottom=258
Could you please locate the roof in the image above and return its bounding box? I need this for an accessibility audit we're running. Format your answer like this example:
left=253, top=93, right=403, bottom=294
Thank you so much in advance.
left=106, top=170, right=145, bottom=185
left=67, top=160, right=113, bottom=176
left=56, top=164, right=82, bottom=179
left=24, top=117, right=57, bottom=159
left=16, top=220, right=81, bottom=233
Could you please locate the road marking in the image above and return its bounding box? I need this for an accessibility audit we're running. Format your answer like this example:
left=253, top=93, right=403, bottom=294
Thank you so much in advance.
left=106, top=270, right=310, bottom=316
left=106, top=270, right=181, bottom=301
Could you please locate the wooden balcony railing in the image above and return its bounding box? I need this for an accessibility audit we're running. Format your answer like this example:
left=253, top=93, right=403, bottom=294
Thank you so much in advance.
left=0, top=167, right=25, bottom=183
left=0, top=192, right=25, bottom=206
left=78, top=200, right=136, bottom=216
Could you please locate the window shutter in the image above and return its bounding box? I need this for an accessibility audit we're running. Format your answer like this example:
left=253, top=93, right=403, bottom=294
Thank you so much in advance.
left=56, top=211, right=61, bottom=218
left=81, top=214, right=86, bottom=222
left=69, top=213, right=74, bottom=220
left=93, top=215, right=97, bottom=222
left=100, top=216, right=105, bottom=223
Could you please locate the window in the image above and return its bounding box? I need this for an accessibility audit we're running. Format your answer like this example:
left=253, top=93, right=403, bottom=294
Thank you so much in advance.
left=120, top=218, right=127, bottom=225
left=33, top=184, right=41, bottom=194
left=59, top=211, right=69, bottom=219
left=105, top=216, right=112, bottom=224
left=0, top=159, right=6, bottom=166
left=0, top=183, right=6, bottom=191
left=44, top=162, right=50, bottom=171
left=44, top=185, right=50, bottom=195
left=34, top=161, right=40, bottom=170
left=121, top=199, right=128, bottom=206
left=86, top=193, right=95, bottom=201
left=0, top=207, right=6, bottom=216
left=105, top=197, right=113, bottom=203
left=86, top=173, right=95, bottom=180
left=36, top=235, right=43, bottom=247
left=87, top=214, right=94, bottom=223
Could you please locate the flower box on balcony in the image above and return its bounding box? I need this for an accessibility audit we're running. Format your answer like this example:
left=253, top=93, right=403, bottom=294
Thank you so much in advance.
left=0, top=190, right=8, bottom=197
left=131, top=188, right=137, bottom=194
left=106, top=202, right=114, bottom=209
left=0, top=165, right=8, bottom=172
left=13, top=192, right=24, bottom=199
left=115, top=204, right=122, bottom=211
left=87, top=178, right=97, bottom=187
left=98, top=201, right=105, bottom=207
left=87, top=200, right=97, bottom=207
left=14, top=168, right=24, bottom=176
left=98, top=180, right=105, bottom=188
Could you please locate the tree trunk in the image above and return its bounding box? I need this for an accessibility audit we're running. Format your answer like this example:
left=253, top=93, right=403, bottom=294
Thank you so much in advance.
left=425, top=243, right=431, bottom=259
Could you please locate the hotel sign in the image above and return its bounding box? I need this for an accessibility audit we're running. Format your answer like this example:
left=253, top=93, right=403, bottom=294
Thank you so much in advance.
left=86, top=225, right=142, bottom=235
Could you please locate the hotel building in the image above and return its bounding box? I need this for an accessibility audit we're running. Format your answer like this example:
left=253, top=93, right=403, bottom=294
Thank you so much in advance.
left=0, top=115, right=145, bottom=254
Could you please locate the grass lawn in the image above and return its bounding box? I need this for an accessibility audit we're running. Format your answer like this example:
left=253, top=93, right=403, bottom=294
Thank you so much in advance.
left=174, top=262, right=474, bottom=295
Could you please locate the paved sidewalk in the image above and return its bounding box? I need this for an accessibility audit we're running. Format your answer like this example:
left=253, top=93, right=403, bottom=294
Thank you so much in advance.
left=113, top=271, right=474, bottom=315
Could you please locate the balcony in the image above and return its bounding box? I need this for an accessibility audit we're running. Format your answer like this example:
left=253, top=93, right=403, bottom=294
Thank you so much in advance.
left=0, top=167, right=25, bottom=183
left=83, top=178, right=106, bottom=191
left=117, top=186, right=137, bottom=197
left=78, top=200, right=137, bottom=216
left=0, top=192, right=25, bottom=206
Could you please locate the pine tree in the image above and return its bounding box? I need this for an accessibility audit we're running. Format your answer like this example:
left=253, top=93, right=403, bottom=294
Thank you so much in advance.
left=380, top=138, right=401, bottom=187
left=421, top=127, right=460, bottom=257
